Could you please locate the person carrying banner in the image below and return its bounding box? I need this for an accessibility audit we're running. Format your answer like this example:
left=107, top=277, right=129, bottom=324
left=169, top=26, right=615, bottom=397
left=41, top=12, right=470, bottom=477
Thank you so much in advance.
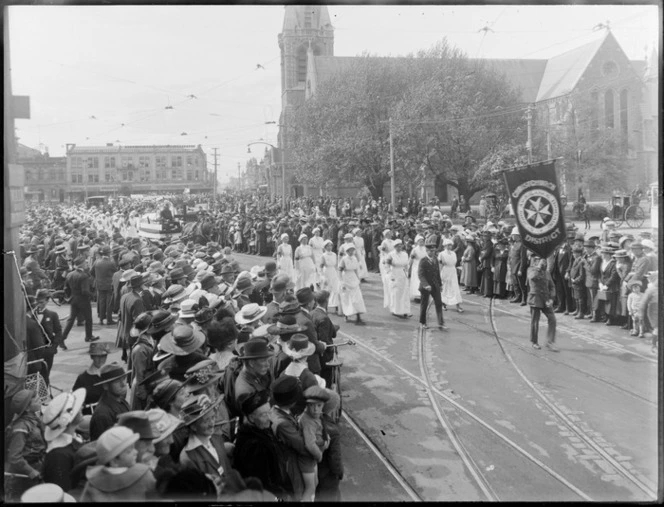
left=527, top=254, right=558, bottom=351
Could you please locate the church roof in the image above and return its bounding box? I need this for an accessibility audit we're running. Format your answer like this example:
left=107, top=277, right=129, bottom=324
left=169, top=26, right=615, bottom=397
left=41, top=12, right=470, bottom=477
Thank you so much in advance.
left=534, top=33, right=607, bottom=102
left=474, top=59, right=547, bottom=103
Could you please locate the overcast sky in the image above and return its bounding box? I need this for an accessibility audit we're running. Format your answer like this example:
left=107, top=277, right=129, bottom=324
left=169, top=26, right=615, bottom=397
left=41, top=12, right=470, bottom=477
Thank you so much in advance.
left=8, top=4, right=659, bottom=183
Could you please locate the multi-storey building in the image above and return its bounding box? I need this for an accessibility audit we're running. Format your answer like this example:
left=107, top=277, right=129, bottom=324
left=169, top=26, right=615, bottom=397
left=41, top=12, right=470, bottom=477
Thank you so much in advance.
left=17, top=143, right=67, bottom=202
left=65, top=144, right=210, bottom=200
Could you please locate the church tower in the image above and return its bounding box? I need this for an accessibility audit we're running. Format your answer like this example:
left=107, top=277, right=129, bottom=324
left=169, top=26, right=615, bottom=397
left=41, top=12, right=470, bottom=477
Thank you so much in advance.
left=279, top=5, right=334, bottom=117
left=277, top=5, right=334, bottom=197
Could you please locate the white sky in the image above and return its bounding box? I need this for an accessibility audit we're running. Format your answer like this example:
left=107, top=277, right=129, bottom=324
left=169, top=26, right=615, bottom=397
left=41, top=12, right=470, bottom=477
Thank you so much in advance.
left=8, top=4, right=660, bottom=183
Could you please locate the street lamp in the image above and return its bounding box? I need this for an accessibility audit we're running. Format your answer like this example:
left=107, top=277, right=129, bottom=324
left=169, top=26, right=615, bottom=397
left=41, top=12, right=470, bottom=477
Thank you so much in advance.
left=247, top=139, right=285, bottom=211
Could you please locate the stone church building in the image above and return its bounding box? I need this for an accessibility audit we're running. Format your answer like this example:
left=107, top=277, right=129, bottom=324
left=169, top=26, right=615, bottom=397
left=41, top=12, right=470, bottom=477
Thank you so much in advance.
left=268, top=5, right=657, bottom=203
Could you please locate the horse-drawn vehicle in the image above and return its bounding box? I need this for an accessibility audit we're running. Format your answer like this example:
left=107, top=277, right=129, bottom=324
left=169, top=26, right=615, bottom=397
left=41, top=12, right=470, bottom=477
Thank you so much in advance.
left=608, top=194, right=645, bottom=228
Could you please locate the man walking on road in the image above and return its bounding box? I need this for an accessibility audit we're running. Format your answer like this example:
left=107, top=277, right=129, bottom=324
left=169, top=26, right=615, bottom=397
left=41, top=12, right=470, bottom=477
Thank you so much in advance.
left=418, top=238, right=447, bottom=331
left=527, top=254, right=558, bottom=351
left=92, top=245, right=116, bottom=325
left=61, top=257, right=100, bottom=348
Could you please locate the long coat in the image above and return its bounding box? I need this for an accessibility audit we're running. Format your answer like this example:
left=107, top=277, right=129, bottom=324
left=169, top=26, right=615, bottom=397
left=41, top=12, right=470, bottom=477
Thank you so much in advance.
left=599, top=259, right=620, bottom=317
left=461, top=244, right=479, bottom=288
left=116, top=290, right=145, bottom=348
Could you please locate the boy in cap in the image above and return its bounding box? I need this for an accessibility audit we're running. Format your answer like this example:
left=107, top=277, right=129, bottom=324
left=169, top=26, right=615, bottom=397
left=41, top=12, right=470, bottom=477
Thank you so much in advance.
left=80, top=426, right=156, bottom=501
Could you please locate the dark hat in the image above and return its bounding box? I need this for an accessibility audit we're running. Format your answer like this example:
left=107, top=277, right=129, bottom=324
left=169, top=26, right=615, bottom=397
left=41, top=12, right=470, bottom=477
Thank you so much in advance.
left=146, top=310, right=177, bottom=336
left=73, top=256, right=86, bottom=266
left=183, top=359, right=224, bottom=393
left=296, top=287, right=314, bottom=305
left=199, top=272, right=217, bottom=292
left=238, top=338, right=274, bottom=360
left=94, top=362, right=131, bottom=386
left=194, top=307, right=214, bottom=325
left=111, top=245, right=123, bottom=256
left=241, top=390, right=270, bottom=417
left=99, top=245, right=111, bottom=256
left=271, top=375, right=301, bottom=407
left=138, top=362, right=171, bottom=388
left=220, top=264, right=237, bottom=275
left=235, top=276, right=253, bottom=292
left=35, top=289, right=50, bottom=301
left=117, top=411, right=156, bottom=440
left=583, top=240, right=596, bottom=247
left=264, top=261, right=277, bottom=275
left=270, top=274, right=294, bottom=293
left=180, top=394, right=223, bottom=426
left=151, top=379, right=185, bottom=410
left=130, top=311, right=153, bottom=338
left=283, top=333, right=315, bottom=359
left=159, top=325, right=205, bottom=356
left=169, top=268, right=185, bottom=281
left=267, top=314, right=305, bottom=336
left=129, top=273, right=145, bottom=288
left=54, top=244, right=67, bottom=255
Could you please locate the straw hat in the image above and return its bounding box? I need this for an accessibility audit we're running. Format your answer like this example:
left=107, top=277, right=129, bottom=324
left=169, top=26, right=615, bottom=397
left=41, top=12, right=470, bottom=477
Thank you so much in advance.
left=283, top=334, right=316, bottom=360
left=42, top=389, right=86, bottom=441
left=178, top=299, right=199, bottom=319
left=20, top=484, right=76, bottom=503
left=234, top=303, right=268, bottom=325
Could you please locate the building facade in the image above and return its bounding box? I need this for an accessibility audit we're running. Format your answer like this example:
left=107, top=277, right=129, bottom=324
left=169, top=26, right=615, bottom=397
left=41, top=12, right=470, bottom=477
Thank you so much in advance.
left=278, top=6, right=657, bottom=202
left=65, top=144, right=210, bottom=200
left=17, top=144, right=67, bottom=202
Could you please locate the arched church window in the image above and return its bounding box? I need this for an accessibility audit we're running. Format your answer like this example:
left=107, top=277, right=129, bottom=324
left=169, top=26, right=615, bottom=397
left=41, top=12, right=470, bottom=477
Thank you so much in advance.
left=296, top=46, right=307, bottom=83
left=604, top=89, right=614, bottom=129
left=590, top=90, right=599, bottom=138
left=620, top=89, right=628, bottom=152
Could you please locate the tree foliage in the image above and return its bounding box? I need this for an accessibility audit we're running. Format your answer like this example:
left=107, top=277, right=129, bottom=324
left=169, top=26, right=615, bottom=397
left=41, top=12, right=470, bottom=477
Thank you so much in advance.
left=289, top=39, right=529, bottom=200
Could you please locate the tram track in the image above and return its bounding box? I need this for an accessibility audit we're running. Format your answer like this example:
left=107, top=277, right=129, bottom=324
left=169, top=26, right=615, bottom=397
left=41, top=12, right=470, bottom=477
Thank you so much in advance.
left=337, top=328, right=595, bottom=501
left=485, top=297, right=658, bottom=500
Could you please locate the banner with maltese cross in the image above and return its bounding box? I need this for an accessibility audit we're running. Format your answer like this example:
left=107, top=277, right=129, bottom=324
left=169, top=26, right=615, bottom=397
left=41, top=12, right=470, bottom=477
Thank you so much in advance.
left=503, top=160, right=567, bottom=259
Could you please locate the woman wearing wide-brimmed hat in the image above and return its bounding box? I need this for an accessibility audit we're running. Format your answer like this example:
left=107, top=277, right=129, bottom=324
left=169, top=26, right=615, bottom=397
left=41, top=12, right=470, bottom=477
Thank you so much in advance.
left=42, top=388, right=87, bottom=492
left=178, top=394, right=245, bottom=494
left=73, top=341, right=112, bottom=416
left=146, top=408, right=184, bottom=486
left=157, top=325, right=207, bottom=382
left=5, top=389, right=45, bottom=501
left=183, top=359, right=233, bottom=445
left=281, top=334, right=325, bottom=409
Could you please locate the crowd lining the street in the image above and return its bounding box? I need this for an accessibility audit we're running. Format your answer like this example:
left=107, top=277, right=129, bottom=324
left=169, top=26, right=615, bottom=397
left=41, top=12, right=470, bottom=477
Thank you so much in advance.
left=6, top=191, right=658, bottom=502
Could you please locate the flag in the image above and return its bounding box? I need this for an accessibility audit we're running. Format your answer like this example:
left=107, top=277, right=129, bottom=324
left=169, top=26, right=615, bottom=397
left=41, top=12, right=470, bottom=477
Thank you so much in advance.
left=503, top=160, right=566, bottom=258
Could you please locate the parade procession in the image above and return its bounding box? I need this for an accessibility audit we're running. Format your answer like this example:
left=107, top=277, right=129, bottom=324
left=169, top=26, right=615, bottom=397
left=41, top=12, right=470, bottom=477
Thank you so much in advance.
left=3, top=4, right=661, bottom=504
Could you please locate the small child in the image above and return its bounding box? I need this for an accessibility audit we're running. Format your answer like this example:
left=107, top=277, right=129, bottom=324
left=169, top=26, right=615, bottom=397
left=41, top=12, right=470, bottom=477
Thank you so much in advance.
left=298, top=386, right=331, bottom=502
left=626, top=280, right=644, bottom=337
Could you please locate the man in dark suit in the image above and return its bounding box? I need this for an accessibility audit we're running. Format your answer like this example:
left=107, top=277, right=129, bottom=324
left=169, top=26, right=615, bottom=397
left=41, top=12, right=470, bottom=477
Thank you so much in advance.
left=116, top=273, right=146, bottom=363
left=61, top=257, right=100, bottom=347
left=418, top=238, right=447, bottom=330
left=554, top=231, right=576, bottom=315
left=527, top=254, right=558, bottom=351
left=92, top=245, right=117, bottom=325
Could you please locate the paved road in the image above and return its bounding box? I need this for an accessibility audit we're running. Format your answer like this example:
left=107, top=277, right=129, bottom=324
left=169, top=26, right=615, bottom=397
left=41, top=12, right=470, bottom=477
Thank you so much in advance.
left=49, top=247, right=659, bottom=502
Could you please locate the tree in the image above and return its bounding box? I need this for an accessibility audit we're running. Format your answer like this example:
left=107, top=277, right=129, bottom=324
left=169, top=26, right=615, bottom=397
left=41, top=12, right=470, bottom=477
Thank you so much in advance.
left=289, top=55, right=412, bottom=199
left=392, top=39, right=527, bottom=203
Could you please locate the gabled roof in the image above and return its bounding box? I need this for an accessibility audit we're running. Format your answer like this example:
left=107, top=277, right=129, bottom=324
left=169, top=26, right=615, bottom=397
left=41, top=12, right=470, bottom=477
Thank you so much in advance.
left=535, top=33, right=607, bottom=102
left=474, top=59, right=547, bottom=103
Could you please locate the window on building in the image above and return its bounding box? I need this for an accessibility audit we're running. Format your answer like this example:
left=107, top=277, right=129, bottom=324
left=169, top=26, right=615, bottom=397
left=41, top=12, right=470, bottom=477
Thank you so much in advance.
left=72, top=174, right=77, bottom=183
left=195, top=170, right=199, bottom=180
left=105, top=173, right=111, bottom=182
left=187, top=170, right=193, bottom=181
left=139, top=156, right=150, bottom=168
left=121, top=156, right=134, bottom=168
left=296, top=46, right=307, bottom=83
left=186, top=156, right=193, bottom=167
left=604, top=89, right=614, bottom=129
left=194, top=157, right=199, bottom=167
left=172, top=169, right=178, bottom=179
left=156, top=155, right=166, bottom=168
left=104, top=156, right=116, bottom=169
left=144, top=170, right=151, bottom=181
left=172, top=156, right=183, bottom=167
left=38, top=169, right=44, bottom=181
left=86, top=157, right=99, bottom=169
left=620, top=89, right=629, bottom=152
left=71, top=157, right=82, bottom=169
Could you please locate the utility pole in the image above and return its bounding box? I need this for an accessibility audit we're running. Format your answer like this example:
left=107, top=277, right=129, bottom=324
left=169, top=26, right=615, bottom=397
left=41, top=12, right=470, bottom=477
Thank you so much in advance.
left=389, top=118, right=396, bottom=213
left=526, top=104, right=533, bottom=163
left=212, top=147, right=218, bottom=199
